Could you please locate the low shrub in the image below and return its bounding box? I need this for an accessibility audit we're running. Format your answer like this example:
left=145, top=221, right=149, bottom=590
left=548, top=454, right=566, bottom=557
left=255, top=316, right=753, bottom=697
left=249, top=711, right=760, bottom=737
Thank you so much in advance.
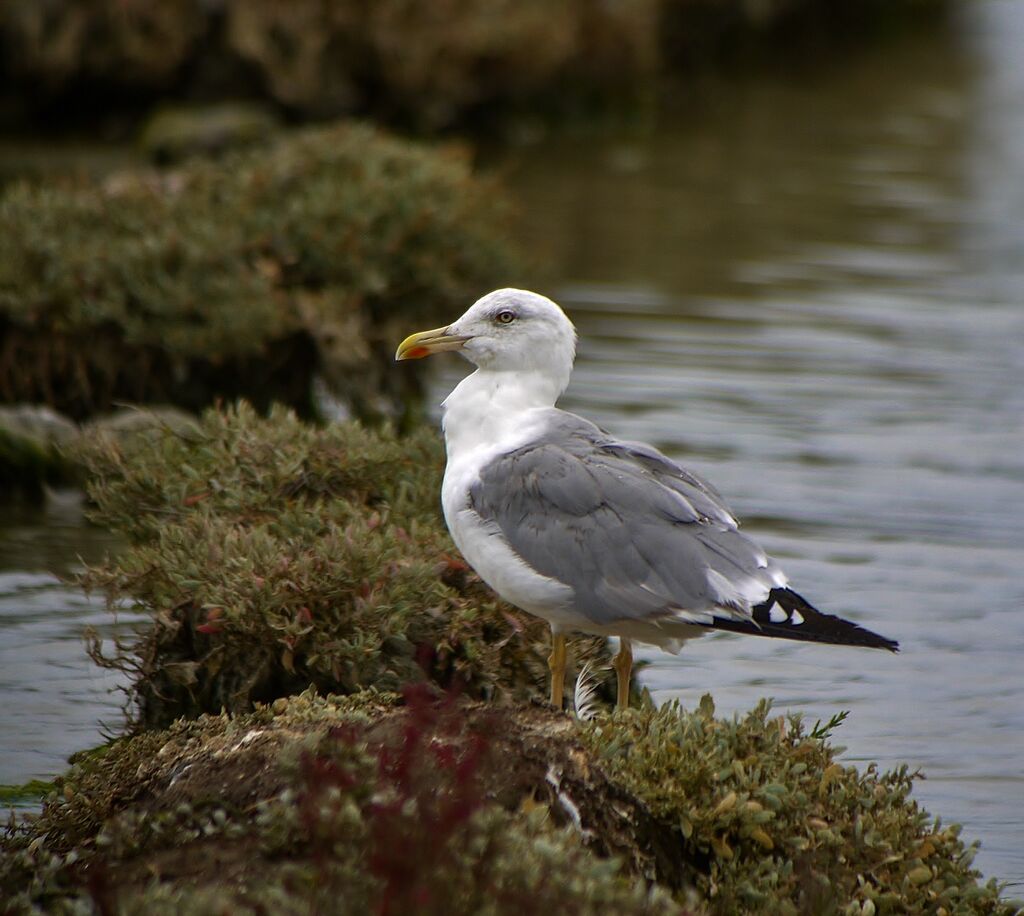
left=584, top=697, right=1016, bottom=915
left=74, top=403, right=608, bottom=727
left=0, top=123, right=515, bottom=421
left=0, top=691, right=681, bottom=915
left=2, top=690, right=1015, bottom=914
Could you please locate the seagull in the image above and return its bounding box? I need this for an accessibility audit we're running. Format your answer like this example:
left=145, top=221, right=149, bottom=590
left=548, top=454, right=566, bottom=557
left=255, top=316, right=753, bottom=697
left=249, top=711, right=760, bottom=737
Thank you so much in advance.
left=396, top=289, right=898, bottom=710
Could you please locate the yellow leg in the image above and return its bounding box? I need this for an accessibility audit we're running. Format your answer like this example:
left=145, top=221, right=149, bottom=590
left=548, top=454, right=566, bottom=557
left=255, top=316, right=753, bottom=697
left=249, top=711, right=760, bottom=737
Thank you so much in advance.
left=613, top=637, right=633, bottom=710
left=548, top=632, right=568, bottom=709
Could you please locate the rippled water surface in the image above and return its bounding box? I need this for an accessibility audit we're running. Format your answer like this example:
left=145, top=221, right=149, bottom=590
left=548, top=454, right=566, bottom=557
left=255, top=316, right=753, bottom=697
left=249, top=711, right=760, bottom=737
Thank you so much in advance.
left=1, top=0, right=1021, bottom=891
left=0, top=501, right=127, bottom=797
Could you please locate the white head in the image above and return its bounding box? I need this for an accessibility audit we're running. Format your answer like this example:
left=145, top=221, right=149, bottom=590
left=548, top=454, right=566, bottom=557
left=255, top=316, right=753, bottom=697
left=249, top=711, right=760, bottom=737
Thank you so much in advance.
left=396, top=288, right=577, bottom=393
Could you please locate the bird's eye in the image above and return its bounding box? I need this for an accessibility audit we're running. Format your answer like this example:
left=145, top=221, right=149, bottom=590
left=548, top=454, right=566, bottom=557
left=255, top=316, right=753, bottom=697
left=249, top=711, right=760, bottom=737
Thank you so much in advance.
left=495, top=310, right=516, bottom=324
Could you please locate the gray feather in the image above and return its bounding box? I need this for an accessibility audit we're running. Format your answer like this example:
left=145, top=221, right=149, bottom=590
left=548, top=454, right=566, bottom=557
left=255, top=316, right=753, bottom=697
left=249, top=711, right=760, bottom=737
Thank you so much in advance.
left=468, top=410, right=776, bottom=627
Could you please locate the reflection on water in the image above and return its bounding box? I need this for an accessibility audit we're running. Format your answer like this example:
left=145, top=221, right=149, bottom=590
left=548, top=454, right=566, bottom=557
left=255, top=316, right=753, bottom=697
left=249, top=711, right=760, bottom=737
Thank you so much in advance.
left=433, top=1, right=1024, bottom=887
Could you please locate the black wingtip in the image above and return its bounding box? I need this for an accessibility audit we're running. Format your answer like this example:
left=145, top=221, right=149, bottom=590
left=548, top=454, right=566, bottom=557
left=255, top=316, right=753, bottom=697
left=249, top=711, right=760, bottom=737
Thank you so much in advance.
left=713, top=588, right=899, bottom=652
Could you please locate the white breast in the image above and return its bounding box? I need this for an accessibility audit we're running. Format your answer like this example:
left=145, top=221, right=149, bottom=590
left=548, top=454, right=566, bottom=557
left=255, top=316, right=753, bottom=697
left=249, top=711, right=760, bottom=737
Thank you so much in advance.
left=441, top=432, right=579, bottom=630
left=439, top=372, right=581, bottom=631
left=446, top=502, right=579, bottom=627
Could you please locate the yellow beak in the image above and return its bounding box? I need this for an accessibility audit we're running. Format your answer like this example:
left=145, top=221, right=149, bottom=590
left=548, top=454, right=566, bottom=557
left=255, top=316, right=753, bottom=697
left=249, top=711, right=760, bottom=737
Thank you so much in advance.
left=395, top=326, right=470, bottom=361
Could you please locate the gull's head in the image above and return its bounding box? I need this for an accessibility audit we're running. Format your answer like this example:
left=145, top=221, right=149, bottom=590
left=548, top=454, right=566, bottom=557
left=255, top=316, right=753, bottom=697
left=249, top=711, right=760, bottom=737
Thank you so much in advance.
left=395, top=288, right=577, bottom=376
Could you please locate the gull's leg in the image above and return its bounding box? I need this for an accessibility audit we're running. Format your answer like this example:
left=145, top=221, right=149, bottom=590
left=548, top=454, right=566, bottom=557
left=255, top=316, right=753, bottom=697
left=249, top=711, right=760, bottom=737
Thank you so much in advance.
left=613, top=637, right=633, bottom=710
left=548, top=632, right=568, bottom=709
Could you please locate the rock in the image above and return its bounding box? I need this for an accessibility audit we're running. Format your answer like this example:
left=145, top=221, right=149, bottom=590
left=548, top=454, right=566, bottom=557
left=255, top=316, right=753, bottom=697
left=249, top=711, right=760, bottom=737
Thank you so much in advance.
left=0, top=404, right=78, bottom=448
left=0, top=405, right=78, bottom=500
left=83, top=406, right=200, bottom=442
left=138, top=103, right=280, bottom=164
left=0, top=404, right=201, bottom=500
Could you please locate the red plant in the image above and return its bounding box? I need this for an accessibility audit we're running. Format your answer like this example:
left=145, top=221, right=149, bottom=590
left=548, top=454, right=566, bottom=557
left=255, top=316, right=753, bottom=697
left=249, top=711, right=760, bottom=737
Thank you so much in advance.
left=368, top=684, right=489, bottom=916
left=295, top=683, right=495, bottom=916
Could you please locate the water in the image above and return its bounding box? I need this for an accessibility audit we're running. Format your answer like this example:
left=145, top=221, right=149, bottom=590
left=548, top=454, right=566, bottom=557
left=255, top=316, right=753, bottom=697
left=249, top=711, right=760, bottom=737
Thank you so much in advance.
left=0, top=0, right=1021, bottom=892
left=430, top=1, right=1023, bottom=888
left=0, top=498, right=129, bottom=798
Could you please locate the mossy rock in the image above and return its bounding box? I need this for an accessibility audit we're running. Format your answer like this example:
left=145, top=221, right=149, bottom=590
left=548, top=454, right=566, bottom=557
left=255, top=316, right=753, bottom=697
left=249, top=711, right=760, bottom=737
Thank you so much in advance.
left=0, top=122, right=516, bottom=422
left=138, top=103, right=280, bottom=164
left=0, top=404, right=78, bottom=499
left=0, top=403, right=207, bottom=502
left=1, top=691, right=1016, bottom=914
left=5, top=399, right=1017, bottom=912
left=73, top=402, right=611, bottom=728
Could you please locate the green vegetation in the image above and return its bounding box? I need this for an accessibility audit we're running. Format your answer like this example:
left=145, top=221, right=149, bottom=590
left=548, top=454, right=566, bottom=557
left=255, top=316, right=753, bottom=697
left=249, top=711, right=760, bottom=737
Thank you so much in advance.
left=0, top=692, right=680, bottom=915
left=0, top=781, right=55, bottom=806
left=2, top=690, right=1015, bottom=914
left=223, top=0, right=661, bottom=127
left=0, top=123, right=515, bottom=421
left=73, top=403, right=609, bottom=728
left=0, top=0, right=656, bottom=129
left=585, top=697, right=1014, bottom=914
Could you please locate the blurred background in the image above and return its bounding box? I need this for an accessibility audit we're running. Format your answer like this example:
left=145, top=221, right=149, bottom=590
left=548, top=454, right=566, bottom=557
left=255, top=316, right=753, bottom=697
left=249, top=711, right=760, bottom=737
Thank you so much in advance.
left=1, top=0, right=1021, bottom=891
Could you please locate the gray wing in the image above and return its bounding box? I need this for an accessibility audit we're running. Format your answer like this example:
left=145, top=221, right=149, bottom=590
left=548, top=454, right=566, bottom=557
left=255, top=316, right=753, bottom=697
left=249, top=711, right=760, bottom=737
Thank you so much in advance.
left=468, top=410, right=783, bottom=628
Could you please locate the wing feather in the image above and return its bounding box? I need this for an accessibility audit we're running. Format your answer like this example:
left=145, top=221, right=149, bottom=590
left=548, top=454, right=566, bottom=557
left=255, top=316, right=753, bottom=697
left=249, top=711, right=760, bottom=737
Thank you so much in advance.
left=468, top=411, right=780, bottom=627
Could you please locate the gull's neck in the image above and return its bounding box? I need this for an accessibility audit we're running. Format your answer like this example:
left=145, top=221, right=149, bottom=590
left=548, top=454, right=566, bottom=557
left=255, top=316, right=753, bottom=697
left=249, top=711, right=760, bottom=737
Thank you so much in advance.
left=441, top=367, right=566, bottom=460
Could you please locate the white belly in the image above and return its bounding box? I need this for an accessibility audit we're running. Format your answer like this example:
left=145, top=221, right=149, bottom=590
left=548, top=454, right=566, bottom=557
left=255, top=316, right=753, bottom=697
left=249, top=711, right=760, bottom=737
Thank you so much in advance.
left=443, top=484, right=580, bottom=628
